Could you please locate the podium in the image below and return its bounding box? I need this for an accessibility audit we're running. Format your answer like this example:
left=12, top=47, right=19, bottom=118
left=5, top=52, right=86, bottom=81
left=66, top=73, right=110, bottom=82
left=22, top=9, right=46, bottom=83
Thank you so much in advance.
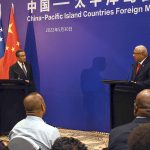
left=0, top=80, right=29, bottom=135
left=103, top=80, right=141, bottom=129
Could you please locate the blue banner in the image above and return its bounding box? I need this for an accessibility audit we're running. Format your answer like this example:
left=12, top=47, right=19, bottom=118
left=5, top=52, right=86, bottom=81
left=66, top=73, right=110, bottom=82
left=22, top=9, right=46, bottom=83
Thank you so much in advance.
left=1, top=0, right=150, bottom=132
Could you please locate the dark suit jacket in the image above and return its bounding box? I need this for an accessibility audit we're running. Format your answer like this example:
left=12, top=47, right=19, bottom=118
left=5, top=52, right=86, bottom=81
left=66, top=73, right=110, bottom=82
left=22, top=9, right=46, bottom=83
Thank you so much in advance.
left=9, top=62, right=33, bottom=81
left=131, top=56, right=150, bottom=89
left=108, top=118, right=150, bottom=150
left=9, top=62, right=35, bottom=92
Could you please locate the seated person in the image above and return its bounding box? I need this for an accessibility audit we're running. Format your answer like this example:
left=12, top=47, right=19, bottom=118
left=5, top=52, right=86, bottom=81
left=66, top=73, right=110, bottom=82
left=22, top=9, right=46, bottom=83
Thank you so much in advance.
left=108, top=89, right=150, bottom=150
left=9, top=92, right=60, bottom=150
left=51, top=137, right=88, bottom=150
left=128, top=123, right=150, bottom=150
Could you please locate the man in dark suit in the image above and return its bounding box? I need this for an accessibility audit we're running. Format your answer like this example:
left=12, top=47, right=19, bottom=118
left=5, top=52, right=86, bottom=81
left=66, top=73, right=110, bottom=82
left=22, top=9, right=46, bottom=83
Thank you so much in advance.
left=128, top=123, right=150, bottom=150
left=9, top=49, right=35, bottom=91
left=108, top=89, right=150, bottom=150
left=131, top=45, right=150, bottom=89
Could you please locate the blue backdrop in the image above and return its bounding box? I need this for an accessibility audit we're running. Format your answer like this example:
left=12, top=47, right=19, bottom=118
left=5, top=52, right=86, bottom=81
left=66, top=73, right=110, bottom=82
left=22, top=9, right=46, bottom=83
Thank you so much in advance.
left=1, top=0, right=150, bottom=132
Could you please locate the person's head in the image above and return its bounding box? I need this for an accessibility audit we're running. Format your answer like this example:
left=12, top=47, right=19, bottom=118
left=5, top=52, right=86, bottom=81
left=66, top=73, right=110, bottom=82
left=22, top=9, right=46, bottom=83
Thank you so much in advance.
left=133, top=45, right=148, bottom=62
left=51, top=137, right=88, bottom=150
left=128, top=123, right=150, bottom=150
left=0, top=140, right=9, bottom=150
left=16, top=49, right=26, bottom=63
left=134, top=89, right=150, bottom=117
left=24, top=92, right=46, bottom=117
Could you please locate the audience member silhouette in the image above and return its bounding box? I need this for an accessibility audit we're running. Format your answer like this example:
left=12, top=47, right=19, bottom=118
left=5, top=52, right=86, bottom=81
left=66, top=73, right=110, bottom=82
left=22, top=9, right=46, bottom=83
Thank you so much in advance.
left=128, top=123, right=150, bottom=150
left=108, top=89, right=150, bottom=150
left=9, top=92, right=60, bottom=150
left=51, top=137, right=88, bottom=150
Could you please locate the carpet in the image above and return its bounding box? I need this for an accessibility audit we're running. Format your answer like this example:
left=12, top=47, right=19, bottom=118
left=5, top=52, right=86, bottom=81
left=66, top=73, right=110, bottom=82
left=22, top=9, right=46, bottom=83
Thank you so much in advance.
left=59, top=129, right=109, bottom=150
left=0, top=129, right=109, bottom=150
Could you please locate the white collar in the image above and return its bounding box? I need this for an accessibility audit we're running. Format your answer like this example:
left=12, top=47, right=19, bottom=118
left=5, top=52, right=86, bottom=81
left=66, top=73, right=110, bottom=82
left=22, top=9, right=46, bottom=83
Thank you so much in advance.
left=17, top=61, right=25, bottom=65
left=139, top=57, right=147, bottom=65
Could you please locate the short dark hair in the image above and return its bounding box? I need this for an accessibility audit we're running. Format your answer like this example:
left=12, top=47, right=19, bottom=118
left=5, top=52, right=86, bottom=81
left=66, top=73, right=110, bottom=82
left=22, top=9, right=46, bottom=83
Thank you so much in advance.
left=128, top=123, right=150, bottom=150
left=16, top=49, right=25, bottom=57
left=51, top=137, right=88, bottom=150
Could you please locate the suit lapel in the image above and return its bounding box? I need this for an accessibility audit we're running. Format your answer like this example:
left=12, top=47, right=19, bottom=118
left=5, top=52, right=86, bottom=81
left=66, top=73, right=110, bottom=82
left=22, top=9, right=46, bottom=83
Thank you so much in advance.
left=135, top=57, right=149, bottom=77
left=16, top=63, right=23, bottom=73
left=24, top=63, right=29, bottom=78
left=16, top=63, right=27, bottom=78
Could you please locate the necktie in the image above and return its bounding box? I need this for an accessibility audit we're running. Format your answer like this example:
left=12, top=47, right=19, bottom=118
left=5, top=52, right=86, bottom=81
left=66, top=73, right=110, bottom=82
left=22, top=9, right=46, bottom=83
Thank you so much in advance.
left=22, top=63, right=27, bottom=76
left=136, top=63, right=141, bottom=75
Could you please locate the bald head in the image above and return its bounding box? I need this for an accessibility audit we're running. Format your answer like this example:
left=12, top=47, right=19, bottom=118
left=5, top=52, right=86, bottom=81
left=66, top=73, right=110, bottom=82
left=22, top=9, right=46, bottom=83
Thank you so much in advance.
left=134, top=45, right=148, bottom=56
left=134, top=89, right=150, bottom=117
left=24, top=92, right=46, bottom=117
left=133, top=45, right=148, bottom=62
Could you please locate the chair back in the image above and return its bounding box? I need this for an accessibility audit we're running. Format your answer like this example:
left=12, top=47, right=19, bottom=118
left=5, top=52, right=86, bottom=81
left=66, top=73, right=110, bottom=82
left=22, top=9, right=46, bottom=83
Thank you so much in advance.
left=8, top=136, right=40, bottom=150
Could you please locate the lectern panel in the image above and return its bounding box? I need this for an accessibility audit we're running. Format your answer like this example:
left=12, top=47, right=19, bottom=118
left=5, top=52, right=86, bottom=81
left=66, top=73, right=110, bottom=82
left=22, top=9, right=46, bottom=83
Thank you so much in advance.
left=111, top=87, right=136, bottom=128
left=103, top=80, right=139, bottom=129
left=0, top=80, right=28, bottom=135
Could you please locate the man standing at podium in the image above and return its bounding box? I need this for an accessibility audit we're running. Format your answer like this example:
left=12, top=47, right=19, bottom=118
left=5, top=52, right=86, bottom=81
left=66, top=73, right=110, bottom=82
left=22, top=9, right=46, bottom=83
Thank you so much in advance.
left=9, top=49, right=35, bottom=91
left=131, top=45, right=150, bottom=89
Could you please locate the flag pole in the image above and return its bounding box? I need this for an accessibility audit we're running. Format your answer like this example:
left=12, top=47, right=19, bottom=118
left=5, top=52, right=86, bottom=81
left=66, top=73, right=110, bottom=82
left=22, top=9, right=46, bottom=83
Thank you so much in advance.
left=12, top=3, right=14, bottom=13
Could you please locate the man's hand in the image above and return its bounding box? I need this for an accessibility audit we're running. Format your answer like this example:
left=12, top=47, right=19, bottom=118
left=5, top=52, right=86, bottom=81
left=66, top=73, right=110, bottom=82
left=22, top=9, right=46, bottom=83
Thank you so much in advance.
left=25, top=80, right=29, bottom=83
left=131, top=81, right=136, bottom=84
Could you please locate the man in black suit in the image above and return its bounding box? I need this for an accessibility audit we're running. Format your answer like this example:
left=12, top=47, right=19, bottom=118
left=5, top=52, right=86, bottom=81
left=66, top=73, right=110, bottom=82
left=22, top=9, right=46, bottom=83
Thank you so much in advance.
left=128, top=123, right=150, bottom=150
left=108, top=89, right=150, bottom=150
left=131, top=45, right=150, bottom=89
left=9, top=49, right=35, bottom=91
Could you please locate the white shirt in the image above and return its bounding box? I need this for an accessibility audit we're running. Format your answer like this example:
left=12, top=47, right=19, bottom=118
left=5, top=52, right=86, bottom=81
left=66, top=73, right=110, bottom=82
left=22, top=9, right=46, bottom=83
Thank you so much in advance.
left=9, top=116, right=60, bottom=149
